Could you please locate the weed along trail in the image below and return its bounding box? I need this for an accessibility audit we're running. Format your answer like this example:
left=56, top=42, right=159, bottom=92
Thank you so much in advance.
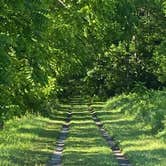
left=48, top=110, right=72, bottom=166
left=62, top=97, right=118, bottom=166
left=89, top=105, right=132, bottom=166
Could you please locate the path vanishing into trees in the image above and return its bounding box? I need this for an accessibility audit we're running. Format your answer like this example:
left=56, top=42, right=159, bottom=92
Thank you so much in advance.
left=0, top=2, right=165, bottom=166
left=48, top=97, right=132, bottom=166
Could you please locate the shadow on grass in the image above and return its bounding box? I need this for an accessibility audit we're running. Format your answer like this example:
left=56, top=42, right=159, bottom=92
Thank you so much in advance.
left=47, top=114, right=67, bottom=121
left=70, top=101, right=89, bottom=105
left=127, top=148, right=166, bottom=165
left=68, top=129, right=101, bottom=138
left=18, top=127, right=60, bottom=139
left=3, top=149, right=52, bottom=165
left=70, top=116, right=91, bottom=121
left=64, top=136, right=108, bottom=148
left=63, top=151, right=117, bottom=166
left=95, top=110, right=120, bottom=117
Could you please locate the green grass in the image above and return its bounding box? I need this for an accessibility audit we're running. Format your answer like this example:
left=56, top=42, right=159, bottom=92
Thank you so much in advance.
left=93, top=90, right=166, bottom=166
left=62, top=103, right=118, bottom=166
left=1, top=93, right=165, bottom=166
left=0, top=111, right=65, bottom=166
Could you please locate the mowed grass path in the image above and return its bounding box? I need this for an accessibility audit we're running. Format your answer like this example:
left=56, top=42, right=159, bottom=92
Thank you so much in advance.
left=92, top=102, right=166, bottom=166
left=2, top=97, right=165, bottom=166
left=62, top=101, right=118, bottom=166
left=0, top=111, right=67, bottom=166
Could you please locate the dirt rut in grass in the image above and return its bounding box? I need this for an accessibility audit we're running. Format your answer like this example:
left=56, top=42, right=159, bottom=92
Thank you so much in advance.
left=48, top=112, right=72, bottom=166
left=89, top=106, right=132, bottom=166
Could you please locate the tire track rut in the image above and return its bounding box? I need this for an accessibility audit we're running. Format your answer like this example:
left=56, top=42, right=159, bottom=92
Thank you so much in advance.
left=89, top=107, right=132, bottom=166
left=48, top=111, right=72, bottom=166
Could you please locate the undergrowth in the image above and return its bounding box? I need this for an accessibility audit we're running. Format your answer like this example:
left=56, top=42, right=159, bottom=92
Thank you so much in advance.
left=105, top=89, right=166, bottom=134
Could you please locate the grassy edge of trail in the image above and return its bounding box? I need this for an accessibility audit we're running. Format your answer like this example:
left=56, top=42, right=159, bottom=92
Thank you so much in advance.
left=93, top=90, right=166, bottom=166
left=0, top=111, right=66, bottom=166
left=62, top=103, right=118, bottom=166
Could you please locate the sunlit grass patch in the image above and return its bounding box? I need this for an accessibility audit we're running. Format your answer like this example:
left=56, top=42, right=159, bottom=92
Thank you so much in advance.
left=0, top=113, right=64, bottom=166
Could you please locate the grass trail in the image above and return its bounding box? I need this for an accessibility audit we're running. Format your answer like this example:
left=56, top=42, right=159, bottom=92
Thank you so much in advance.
left=1, top=96, right=165, bottom=166
left=62, top=99, right=118, bottom=166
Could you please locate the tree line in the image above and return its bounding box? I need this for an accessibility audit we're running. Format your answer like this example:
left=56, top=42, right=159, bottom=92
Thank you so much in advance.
left=0, top=0, right=165, bottom=127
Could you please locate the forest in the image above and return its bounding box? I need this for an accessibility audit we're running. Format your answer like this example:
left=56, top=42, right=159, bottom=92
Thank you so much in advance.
left=0, top=0, right=166, bottom=166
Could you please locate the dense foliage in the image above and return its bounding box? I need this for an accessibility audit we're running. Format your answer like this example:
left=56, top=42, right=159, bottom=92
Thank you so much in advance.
left=0, top=1, right=165, bottom=126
